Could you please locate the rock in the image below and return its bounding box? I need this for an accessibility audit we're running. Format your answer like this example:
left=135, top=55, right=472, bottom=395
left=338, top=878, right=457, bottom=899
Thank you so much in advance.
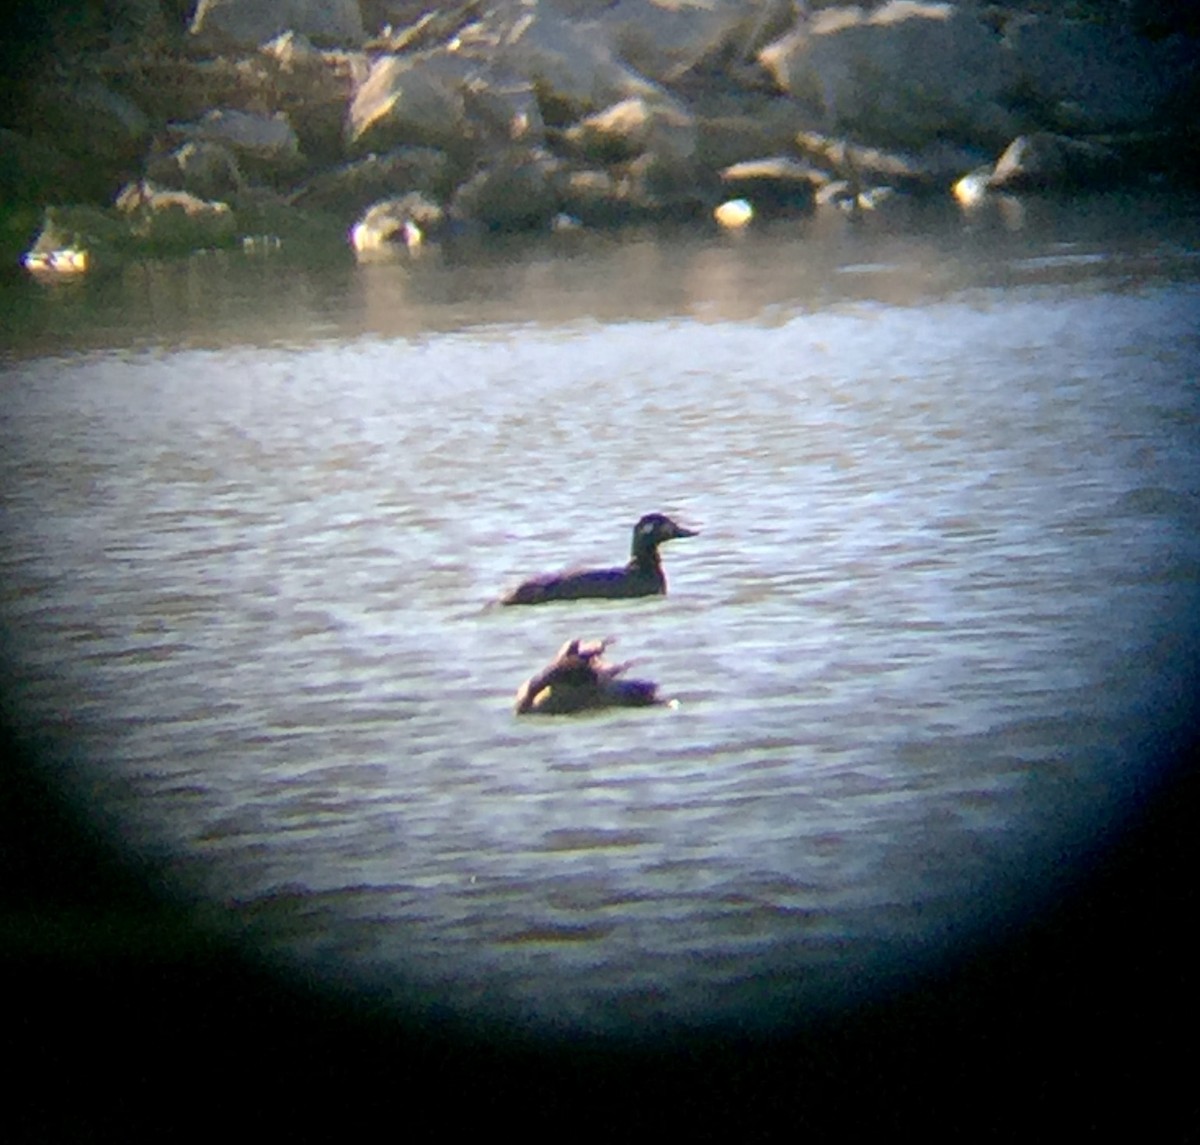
left=694, top=99, right=817, bottom=170
left=557, top=166, right=630, bottom=225
left=611, top=151, right=716, bottom=220
left=758, top=1, right=1014, bottom=148
left=556, top=158, right=712, bottom=226
left=1002, top=15, right=1188, bottom=133
left=599, top=0, right=796, bottom=83
left=185, top=108, right=302, bottom=164
left=449, top=149, right=564, bottom=231
left=794, top=130, right=985, bottom=190
left=25, top=79, right=150, bottom=199
left=145, top=140, right=245, bottom=200
left=719, top=155, right=822, bottom=215
left=363, top=1, right=485, bottom=51
left=346, top=50, right=476, bottom=155
left=985, top=133, right=1121, bottom=192
left=350, top=191, right=445, bottom=256
left=258, top=28, right=325, bottom=68
left=289, top=146, right=453, bottom=215
left=347, top=49, right=547, bottom=164
left=165, top=109, right=303, bottom=190
left=461, top=72, right=547, bottom=151
left=114, top=180, right=238, bottom=252
left=490, top=4, right=659, bottom=123
left=563, top=95, right=696, bottom=166
left=190, top=0, right=365, bottom=49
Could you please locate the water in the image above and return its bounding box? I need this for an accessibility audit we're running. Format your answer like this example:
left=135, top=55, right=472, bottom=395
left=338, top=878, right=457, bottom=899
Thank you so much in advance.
left=2, top=192, right=1198, bottom=1040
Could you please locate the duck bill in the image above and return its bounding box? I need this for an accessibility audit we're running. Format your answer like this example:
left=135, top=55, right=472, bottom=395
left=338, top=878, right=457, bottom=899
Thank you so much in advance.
left=671, top=523, right=698, bottom=539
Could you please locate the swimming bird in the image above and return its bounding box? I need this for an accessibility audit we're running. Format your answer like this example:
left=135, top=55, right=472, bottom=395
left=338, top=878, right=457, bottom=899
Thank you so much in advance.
left=501, top=513, right=697, bottom=605
left=514, top=638, right=665, bottom=715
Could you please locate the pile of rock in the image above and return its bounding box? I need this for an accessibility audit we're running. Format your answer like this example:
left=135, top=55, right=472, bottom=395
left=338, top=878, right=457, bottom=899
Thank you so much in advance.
left=9, top=0, right=1196, bottom=273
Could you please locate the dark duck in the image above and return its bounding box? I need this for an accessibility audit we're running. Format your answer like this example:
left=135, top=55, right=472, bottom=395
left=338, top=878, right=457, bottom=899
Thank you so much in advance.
left=515, top=638, right=667, bottom=715
left=501, top=513, right=697, bottom=605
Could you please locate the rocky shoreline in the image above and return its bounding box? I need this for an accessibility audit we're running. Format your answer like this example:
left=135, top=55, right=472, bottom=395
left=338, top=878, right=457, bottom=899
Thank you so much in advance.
left=4, top=0, right=1197, bottom=276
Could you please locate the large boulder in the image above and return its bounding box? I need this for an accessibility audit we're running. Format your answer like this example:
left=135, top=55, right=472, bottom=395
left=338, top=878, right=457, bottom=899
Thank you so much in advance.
left=346, top=50, right=476, bottom=155
left=608, top=150, right=716, bottom=220
left=347, top=49, right=546, bottom=161
left=24, top=79, right=150, bottom=200
left=719, top=156, right=823, bottom=215
left=449, top=149, right=565, bottom=231
left=563, top=94, right=696, bottom=167
left=289, top=146, right=453, bottom=215
left=692, top=92, right=818, bottom=169
left=145, top=140, right=245, bottom=200
left=167, top=108, right=304, bottom=189
left=758, top=1, right=1014, bottom=148
left=486, top=4, right=660, bottom=123
left=183, top=108, right=302, bottom=164
left=190, top=0, right=365, bottom=49
left=1001, top=15, right=1190, bottom=133
left=598, top=0, right=797, bottom=82
left=258, top=34, right=370, bottom=165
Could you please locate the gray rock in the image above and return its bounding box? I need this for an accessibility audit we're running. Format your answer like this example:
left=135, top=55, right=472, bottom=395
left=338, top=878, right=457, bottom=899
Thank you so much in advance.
left=490, top=4, right=660, bottom=121
left=557, top=166, right=629, bottom=225
left=1002, top=15, right=1186, bottom=133
left=190, top=0, right=365, bottom=49
left=609, top=151, right=716, bottom=219
left=759, top=1, right=1014, bottom=148
left=563, top=95, right=696, bottom=166
left=258, top=29, right=325, bottom=68
left=720, top=155, right=823, bottom=214
left=290, top=146, right=453, bottom=215
left=693, top=94, right=819, bottom=170
left=600, top=0, right=796, bottom=82
left=346, top=50, right=476, bottom=155
left=145, top=140, right=245, bottom=200
left=449, top=150, right=564, bottom=230
left=186, top=109, right=302, bottom=163
left=347, top=49, right=547, bottom=163
left=985, top=133, right=1121, bottom=191
left=461, top=72, right=547, bottom=151
left=30, top=79, right=149, bottom=162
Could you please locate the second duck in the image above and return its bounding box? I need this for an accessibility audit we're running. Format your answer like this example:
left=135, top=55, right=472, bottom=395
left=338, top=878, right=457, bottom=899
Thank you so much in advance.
left=501, top=512, right=697, bottom=605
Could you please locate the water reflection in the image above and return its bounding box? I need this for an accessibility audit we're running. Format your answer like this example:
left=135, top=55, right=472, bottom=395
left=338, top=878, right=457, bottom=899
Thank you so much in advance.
left=3, top=191, right=1196, bottom=358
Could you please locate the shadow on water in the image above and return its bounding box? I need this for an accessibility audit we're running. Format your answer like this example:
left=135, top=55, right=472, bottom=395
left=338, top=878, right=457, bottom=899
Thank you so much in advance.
left=2, top=190, right=1199, bottom=1135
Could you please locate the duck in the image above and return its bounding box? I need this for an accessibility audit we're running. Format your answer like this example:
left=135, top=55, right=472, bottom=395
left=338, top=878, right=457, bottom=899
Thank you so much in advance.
left=514, top=638, right=666, bottom=715
left=501, top=513, right=697, bottom=605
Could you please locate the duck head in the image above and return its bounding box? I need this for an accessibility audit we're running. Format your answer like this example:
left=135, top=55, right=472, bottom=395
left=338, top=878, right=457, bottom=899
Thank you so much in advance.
left=630, top=513, right=697, bottom=560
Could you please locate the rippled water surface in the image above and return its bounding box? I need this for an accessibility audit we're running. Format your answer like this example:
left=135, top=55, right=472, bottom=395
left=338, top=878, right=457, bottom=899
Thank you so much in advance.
left=2, top=194, right=1198, bottom=1037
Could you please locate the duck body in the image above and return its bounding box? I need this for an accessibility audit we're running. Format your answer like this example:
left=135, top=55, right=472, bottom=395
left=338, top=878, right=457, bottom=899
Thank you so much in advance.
left=515, top=639, right=663, bottom=715
left=502, top=513, right=696, bottom=605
